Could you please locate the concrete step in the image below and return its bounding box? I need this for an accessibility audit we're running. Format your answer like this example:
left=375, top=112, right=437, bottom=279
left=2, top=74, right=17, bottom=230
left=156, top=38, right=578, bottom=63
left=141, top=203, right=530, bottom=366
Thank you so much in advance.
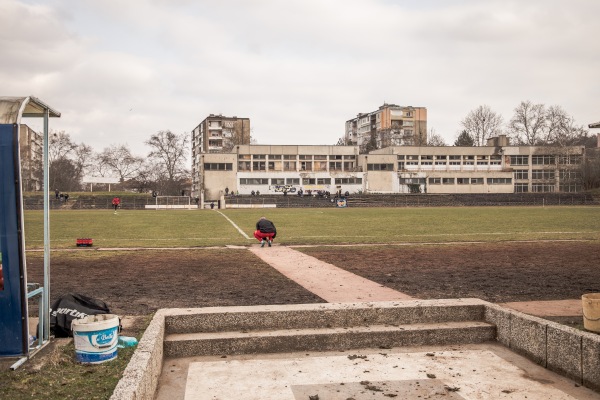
left=164, top=300, right=486, bottom=335
left=163, top=321, right=495, bottom=358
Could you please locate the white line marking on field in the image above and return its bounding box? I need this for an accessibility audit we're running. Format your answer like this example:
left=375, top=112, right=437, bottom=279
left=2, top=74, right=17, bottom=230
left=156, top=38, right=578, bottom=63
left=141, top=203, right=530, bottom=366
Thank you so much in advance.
left=216, top=211, right=251, bottom=239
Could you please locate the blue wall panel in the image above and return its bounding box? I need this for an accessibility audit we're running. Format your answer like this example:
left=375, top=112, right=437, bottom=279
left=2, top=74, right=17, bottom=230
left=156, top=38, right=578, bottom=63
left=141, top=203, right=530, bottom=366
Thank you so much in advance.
left=0, top=124, right=26, bottom=356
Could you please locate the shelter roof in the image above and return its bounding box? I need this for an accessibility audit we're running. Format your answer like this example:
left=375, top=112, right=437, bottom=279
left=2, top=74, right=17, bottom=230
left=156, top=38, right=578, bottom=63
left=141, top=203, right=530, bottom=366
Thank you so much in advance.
left=0, top=96, right=61, bottom=124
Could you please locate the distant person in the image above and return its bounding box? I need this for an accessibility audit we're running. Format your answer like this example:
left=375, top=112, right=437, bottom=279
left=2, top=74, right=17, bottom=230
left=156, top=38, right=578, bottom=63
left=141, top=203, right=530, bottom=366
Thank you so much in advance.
left=64, top=193, right=69, bottom=202
left=210, top=202, right=215, bottom=209
left=194, top=197, right=200, bottom=206
left=112, top=197, right=120, bottom=214
left=225, top=187, right=229, bottom=195
left=254, top=216, right=277, bottom=248
left=55, top=189, right=59, bottom=199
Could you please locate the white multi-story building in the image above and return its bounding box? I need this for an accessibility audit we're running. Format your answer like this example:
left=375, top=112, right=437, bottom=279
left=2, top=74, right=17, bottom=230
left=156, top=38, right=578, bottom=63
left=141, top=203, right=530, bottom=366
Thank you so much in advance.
left=195, top=137, right=585, bottom=200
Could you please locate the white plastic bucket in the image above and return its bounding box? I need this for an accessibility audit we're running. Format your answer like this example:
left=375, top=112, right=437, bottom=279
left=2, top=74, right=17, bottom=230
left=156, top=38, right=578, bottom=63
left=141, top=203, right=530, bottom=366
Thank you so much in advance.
left=582, top=293, right=600, bottom=333
left=72, top=314, right=119, bottom=364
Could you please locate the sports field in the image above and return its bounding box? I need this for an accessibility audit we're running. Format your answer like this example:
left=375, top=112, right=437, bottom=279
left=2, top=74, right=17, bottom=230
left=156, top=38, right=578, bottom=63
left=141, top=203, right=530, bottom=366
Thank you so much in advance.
left=21, top=205, right=600, bottom=315
left=24, top=206, right=600, bottom=249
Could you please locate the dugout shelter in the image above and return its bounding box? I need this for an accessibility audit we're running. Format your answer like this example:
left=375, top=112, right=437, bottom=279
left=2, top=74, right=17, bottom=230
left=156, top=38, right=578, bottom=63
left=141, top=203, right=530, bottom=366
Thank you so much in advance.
left=0, top=96, right=60, bottom=367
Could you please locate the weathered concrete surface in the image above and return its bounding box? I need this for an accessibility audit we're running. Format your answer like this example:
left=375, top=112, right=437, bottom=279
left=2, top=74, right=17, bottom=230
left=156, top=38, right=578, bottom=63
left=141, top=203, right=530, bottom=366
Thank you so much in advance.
left=162, top=344, right=600, bottom=400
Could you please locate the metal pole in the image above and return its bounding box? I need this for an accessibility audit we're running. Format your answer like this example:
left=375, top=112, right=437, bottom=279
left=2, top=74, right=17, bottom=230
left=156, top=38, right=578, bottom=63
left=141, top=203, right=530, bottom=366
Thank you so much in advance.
left=42, top=109, right=50, bottom=341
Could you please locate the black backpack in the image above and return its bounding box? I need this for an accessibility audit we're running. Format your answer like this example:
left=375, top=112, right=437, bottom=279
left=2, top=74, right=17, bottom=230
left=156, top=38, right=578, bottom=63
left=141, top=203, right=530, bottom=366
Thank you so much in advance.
left=49, top=293, right=113, bottom=337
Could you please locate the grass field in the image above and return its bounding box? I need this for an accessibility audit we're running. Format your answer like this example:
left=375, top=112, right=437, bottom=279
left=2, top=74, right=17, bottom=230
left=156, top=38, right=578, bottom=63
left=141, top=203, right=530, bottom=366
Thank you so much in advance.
left=23, top=206, right=600, bottom=249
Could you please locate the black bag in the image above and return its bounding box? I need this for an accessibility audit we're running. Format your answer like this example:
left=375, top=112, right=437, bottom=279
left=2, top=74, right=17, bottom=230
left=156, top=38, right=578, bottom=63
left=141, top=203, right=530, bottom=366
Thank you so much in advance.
left=49, top=293, right=112, bottom=337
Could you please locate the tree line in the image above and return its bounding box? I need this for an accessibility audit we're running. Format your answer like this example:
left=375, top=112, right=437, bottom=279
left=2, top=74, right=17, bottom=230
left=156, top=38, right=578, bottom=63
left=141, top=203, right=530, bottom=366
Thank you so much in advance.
left=454, top=101, right=594, bottom=147
left=33, top=130, right=190, bottom=195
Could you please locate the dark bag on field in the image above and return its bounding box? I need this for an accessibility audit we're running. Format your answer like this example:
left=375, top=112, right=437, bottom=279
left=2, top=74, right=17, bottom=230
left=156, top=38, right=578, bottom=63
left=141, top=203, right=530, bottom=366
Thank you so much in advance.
left=49, top=293, right=112, bottom=337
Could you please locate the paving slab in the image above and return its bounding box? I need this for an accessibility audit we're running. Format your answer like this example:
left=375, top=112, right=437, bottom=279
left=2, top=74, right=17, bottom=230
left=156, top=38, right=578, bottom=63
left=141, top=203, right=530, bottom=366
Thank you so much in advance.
left=249, top=246, right=414, bottom=302
left=155, top=343, right=600, bottom=400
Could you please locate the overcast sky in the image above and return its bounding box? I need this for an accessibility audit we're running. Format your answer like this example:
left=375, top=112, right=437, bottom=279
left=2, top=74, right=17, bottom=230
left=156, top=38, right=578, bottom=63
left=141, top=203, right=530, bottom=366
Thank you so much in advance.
left=2, top=0, right=599, bottom=156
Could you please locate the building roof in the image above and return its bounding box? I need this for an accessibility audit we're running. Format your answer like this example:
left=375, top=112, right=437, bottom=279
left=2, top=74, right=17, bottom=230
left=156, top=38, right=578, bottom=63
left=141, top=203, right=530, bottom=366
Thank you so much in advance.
left=589, top=121, right=600, bottom=129
left=0, top=96, right=61, bottom=124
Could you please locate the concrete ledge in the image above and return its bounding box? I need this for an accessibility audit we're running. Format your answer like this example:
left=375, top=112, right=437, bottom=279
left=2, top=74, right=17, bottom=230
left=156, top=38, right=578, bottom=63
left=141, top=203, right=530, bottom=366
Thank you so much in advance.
left=110, top=310, right=166, bottom=400
left=482, top=302, right=600, bottom=393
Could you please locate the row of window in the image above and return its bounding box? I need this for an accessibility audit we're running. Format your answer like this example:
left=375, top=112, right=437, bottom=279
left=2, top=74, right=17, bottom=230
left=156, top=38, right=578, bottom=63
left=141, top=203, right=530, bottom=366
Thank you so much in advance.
left=428, top=178, right=512, bottom=185
left=400, top=155, right=502, bottom=161
left=237, top=161, right=357, bottom=172
left=510, top=155, right=582, bottom=166
left=239, top=177, right=363, bottom=186
left=239, top=154, right=356, bottom=160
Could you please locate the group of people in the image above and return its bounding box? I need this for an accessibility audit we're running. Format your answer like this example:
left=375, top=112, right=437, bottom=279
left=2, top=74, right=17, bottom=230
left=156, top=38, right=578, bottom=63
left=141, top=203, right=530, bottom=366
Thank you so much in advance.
left=54, top=189, right=69, bottom=202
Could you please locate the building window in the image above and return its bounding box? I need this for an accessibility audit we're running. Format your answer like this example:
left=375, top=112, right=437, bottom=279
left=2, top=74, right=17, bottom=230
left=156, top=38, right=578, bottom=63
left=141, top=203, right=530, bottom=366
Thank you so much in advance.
left=302, top=178, right=316, bottom=185
left=238, top=161, right=251, bottom=171
left=286, top=178, right=300, bottom=185
left=429, top=177, right=441, bottom=184
left=300, top=161, right=312, bottom=171
left=344, top=155, right=356, bottom=160
left=532, top=184, right=555, bottom=192
left=510, top=155, right=529, bottom=166
left=399, top=177, right=425, bottom=184
left=253, top=161, right=266, bottom=171
left=238, top=154, right=251, bottom=160
left=515, top=183, right=529, bottom=193
left=335, top=177, right=362, bottom=184
left=367, top=163, right=394, bottom=171
left=442, top=178, right=455, bottom=184
left=471, top=178, right=484, bottom=184
left=204, top=163, right=232, bottom=171
left=283, top=155, right=296, bottom=160
left=532, top=155, right=555, bottom=165
left=487, top=178, right=512, bottom=184
left=253, top=154, right=266, bottom=160
left=271, top=178, right=285, bottom=185
left=314, top=161, right=328, bottom=171
left=457, top=178, right=470, bottom=185
left=343, top=161, right=355, bottom=170
left=558, top=155, right=582, bottom=165
left=299, top=155, right=312, bottom=160
left=314, top=155, right=327, bottom=160
left=268, top=161, right=282, bottom=171
left=283, top=161, right=296, bottom=171
left=317, top=178, right=331, bottom=185
left=397, top=155, right=405, bottom=160
left=531, top=170, right=555, bottom=180
left=268, top=154, right=282, bottom=160
left=330, top=162, right=342, bottom=170
left=239, top=178, right=268, bottom=185
left=514, top=170, right=528, bottom=180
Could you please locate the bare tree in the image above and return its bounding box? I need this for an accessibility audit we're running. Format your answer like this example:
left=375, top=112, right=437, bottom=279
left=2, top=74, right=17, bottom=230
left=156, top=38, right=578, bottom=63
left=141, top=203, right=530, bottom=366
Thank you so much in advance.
left=49, top=130, right=78, bottom=163
left=461, top=105, right=503, bottom=146
left=546, top=105, right=588, bottom=147
left=508, top=100, right=547, bottom=145
left=426, top=129, right=447, bottom=146
left=146, top=130, right=190, bottom=195
left=98, top=144, right=144, bottom=182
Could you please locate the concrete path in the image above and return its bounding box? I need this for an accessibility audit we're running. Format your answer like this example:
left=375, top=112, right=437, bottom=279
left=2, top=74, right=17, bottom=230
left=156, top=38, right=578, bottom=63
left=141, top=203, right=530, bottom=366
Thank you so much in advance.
left=249, top=245, right=414, bottom=303
left=499, top=299, right=583, bottom=317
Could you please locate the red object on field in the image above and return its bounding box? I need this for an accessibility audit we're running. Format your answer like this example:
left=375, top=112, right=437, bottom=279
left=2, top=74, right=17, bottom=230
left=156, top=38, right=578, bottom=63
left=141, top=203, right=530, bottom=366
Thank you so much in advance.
left=76, top=238, right=93, bottom=247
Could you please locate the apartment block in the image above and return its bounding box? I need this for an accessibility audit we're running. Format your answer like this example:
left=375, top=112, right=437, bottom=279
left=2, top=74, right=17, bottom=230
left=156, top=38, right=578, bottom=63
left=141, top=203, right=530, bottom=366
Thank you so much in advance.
left=191, top=114, right=251, bottom=196
left=19, top=124, right=43, bottom=191
left=345, top=103, right=427, bottom=151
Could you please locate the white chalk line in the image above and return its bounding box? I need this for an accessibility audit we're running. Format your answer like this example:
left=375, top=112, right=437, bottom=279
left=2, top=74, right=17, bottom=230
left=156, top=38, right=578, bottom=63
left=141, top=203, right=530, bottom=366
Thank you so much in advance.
left=216, top=210, right=251, bottom=239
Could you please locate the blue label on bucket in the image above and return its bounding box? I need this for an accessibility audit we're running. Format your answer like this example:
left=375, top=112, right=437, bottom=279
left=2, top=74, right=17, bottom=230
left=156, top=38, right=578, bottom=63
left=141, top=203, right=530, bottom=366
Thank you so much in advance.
left=73, top=326, right=119, bottom=363
left=75, top=348, right=118, bottom=364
